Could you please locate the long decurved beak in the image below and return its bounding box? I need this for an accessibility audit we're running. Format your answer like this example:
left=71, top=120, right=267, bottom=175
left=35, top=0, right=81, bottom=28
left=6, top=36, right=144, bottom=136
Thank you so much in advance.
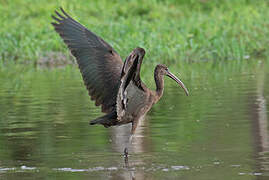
left=167, top=71, right=189, bottom=96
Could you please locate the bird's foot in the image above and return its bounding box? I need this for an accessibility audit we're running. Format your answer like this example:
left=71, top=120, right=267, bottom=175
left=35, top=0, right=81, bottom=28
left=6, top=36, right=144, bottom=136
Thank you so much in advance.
left=123, top=147, right=129, bottom=168
left=124, top=147, right=128, bottom=158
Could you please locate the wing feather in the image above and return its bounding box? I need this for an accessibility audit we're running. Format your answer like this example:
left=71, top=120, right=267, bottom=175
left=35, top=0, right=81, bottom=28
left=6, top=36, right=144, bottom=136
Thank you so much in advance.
left=52, top=8, right=123, bottom=113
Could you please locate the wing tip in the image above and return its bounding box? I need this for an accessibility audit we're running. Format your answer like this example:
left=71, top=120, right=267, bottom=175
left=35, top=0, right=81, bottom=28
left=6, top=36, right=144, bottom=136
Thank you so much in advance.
left=60, top=7, right=66, bottom=15
left=52, top=7, right=69, bottom=22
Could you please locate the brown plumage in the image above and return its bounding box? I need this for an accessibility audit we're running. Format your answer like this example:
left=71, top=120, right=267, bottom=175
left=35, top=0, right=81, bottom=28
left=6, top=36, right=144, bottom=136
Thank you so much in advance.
left=52, top=8, right=189, bottom=155
left=52, top=8, right=122, bottom=113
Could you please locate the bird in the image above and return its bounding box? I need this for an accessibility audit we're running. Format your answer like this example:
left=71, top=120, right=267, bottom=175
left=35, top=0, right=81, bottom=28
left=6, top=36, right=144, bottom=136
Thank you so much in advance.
left=52, top=8, right=189, bottom=156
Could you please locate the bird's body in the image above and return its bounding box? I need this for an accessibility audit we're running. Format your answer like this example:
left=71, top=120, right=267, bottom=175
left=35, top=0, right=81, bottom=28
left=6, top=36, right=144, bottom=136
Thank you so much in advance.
left=52, top=8, right=189, bottom=155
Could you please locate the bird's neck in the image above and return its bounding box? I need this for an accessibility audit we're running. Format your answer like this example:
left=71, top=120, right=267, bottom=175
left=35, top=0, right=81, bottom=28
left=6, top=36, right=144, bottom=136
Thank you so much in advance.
left=154, top=70, right=164, bottom=100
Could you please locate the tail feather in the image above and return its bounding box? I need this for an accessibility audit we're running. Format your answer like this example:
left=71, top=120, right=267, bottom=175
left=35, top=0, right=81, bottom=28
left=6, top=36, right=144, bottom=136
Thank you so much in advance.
left=90, top=111, right=117, bottom=128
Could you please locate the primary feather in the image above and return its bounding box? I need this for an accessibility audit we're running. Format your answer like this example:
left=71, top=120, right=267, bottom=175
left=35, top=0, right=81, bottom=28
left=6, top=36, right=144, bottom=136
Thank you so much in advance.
left=52, top=8, right=123, bottom=113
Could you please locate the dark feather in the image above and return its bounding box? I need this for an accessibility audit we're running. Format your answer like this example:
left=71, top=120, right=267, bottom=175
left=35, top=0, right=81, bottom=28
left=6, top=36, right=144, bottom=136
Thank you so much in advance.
left=89, top=111, right=118, bottom=127
left=52, top=8, right=123, bottom=113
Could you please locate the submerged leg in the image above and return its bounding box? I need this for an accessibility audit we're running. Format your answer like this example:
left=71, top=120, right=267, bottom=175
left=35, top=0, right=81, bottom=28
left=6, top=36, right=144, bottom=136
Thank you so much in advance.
left=124, top=120, right=138, bottom=157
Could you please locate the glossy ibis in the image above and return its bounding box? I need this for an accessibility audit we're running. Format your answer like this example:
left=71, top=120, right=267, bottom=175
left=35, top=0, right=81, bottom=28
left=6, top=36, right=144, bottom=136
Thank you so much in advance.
left=52, top=8, right=189, bottom=156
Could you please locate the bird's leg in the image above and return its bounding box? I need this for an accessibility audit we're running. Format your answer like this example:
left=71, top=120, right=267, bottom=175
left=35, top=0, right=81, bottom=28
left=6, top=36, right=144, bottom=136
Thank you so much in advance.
left=124, top=152, right=129, bottom=168
left=124, top=134, right=133, bottom=158
left=124, top=120, right=138, bottom=158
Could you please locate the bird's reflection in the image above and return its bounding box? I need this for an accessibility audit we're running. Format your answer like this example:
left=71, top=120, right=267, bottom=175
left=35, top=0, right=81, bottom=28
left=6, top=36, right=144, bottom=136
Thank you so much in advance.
left=109, top=116, right=149, bottom=179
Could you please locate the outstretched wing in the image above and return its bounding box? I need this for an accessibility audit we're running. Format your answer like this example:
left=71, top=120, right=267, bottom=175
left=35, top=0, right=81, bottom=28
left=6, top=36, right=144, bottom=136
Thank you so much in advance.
left=52, top=8, right=123, bottom=113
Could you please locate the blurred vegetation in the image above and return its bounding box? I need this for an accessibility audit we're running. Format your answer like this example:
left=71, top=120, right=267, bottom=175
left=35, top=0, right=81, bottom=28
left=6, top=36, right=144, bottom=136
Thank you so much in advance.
left=0, top=0, right=269, bottom=65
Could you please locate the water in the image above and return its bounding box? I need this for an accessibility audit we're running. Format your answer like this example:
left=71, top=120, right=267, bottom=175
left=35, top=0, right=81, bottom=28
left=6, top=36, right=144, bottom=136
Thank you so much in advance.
left=0, top=61, right=269, bottom=179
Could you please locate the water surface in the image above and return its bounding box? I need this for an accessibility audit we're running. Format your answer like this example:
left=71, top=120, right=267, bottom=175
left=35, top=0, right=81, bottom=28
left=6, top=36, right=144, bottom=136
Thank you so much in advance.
left=0, top=61, right=269, bottom=179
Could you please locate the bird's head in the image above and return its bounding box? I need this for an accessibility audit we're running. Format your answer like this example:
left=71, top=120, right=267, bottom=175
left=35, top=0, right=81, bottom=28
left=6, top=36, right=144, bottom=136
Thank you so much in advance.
left=155, top=64, right=189, bottom=96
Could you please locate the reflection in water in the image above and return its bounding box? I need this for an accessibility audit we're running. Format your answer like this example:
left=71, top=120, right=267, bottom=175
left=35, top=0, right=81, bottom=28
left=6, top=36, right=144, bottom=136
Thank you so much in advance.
left=110, top=116, right=148, bottom=154
left=110, top=124, right=132, bottom=153
left=110, top=116, right=148, bottom=179
left=251, top=63, right=269, bottom=175
left=1, top=62, right=269, bottom=179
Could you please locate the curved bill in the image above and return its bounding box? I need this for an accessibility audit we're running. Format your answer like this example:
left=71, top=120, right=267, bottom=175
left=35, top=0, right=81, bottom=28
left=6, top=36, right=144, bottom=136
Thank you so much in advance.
left=167, top=71, right=189, bottom=96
